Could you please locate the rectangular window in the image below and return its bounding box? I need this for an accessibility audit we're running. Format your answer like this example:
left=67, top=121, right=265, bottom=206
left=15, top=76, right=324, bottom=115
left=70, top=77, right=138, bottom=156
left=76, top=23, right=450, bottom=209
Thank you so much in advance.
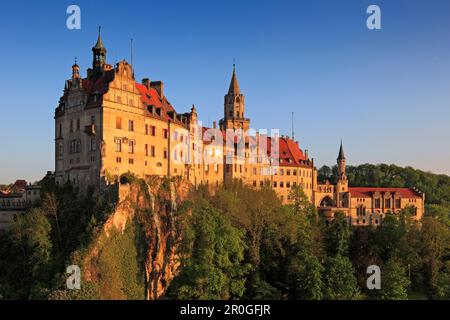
left=128, top=140, right=135, bottom=154
left=145, top=124, right=149, bottom=135
left=163, top=129, right=168, bottom=139
left=163, top=149, right=168, bottom=159
left=151, top=126, right=156, bottom=136
left=56, top=142, right=63, bottom=157
left=129, top=158, right=134, bottom=164
left=396, top=199, right=401, bottom=208
left=375, top=199, right=381, bottom=209
left=76, top=118, right=80, bottom=131
left=273, top=181, right=277, bottom=188
left=385, top=199, right=391, bottom=209
left=116, top=117, right=122, bottom=129
left=115, top=138, right=122, bottom=152
left=145, top=144, right=148, bottom=156
left=116, top=157, right=122, bottom=163
left=90, top=138, right=96, bottom=151
left=75, top=139, right=81, bottom=153
left=151, top=146, right=155, bottom=157
left=128, top=120, right=134, bottom=131
left=214, top=163, right=219, bottom=172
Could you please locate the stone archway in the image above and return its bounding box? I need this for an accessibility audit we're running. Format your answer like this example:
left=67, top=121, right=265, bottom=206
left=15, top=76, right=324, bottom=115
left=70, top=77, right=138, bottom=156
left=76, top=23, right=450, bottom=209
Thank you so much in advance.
left=319, top=195, right=334, bottom=207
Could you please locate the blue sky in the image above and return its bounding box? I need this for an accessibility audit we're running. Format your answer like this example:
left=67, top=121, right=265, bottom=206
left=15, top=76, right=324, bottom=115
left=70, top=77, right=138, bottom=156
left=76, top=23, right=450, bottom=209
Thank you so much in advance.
left=0, top=0, right=449, bottom=183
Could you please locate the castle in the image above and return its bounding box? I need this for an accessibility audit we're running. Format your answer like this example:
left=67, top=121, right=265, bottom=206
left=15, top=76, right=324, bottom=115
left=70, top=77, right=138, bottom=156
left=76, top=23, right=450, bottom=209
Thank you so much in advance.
left=54, top=32, right=424, bottom=226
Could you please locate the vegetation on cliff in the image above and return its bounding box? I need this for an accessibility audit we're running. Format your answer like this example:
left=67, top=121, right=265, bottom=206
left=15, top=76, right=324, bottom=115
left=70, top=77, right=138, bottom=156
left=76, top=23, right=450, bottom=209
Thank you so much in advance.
left=0, top=164, right=449, bottom=300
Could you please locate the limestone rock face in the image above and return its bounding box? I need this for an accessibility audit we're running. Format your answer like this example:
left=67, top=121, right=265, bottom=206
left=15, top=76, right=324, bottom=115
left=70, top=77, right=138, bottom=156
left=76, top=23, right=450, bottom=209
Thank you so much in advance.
left=82, top=177, right=190, bottom=300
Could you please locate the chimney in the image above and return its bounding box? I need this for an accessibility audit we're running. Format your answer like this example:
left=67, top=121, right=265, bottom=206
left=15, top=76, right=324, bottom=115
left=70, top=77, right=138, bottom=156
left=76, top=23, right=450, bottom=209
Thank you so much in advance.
left=150, top=81, right=164, bottom=98
left=142, top=78, right=151, bottom=89
left=305, top=149, right=309, bottom=159
left=213, top=121, right=217, bottom=129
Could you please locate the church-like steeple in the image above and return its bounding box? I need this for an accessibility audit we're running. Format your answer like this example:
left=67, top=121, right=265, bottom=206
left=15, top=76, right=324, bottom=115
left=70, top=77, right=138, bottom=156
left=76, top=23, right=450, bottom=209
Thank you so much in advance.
left=92, top=26, right=107, bottom=77
left=220, top=64, right=249, bottom=130
left=228, top=64, right=240, bottom=95
left=337, top=140, right=347, bottom=182
left=337, top=139, right=346, bottom=160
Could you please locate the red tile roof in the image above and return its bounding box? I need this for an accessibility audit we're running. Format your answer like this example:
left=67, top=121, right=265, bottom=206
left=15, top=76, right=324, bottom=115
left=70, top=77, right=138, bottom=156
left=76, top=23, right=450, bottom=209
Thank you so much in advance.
left=349, top=187, right=422, bottom=198
left=13, top=180, right=27, bottom=189
left=200, top=129, right=311, bottom=167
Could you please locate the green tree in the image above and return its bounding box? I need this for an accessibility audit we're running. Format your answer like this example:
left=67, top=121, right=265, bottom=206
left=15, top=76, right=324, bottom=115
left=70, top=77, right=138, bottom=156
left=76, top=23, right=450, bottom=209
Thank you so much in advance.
left=2, top=208, right=52, bottom=299
left=289, top=251, right=324, bottom=300
left=169, top=199, right=249, bottom=300
left=212, top=181, right=282, bottom=298
left=379, top=259, right=410, bottom=300
left=325, top=212, right=351, bottom=257
left=324, top=255, right=361, bottom=300
left=420, top=216, right=450, bottom=299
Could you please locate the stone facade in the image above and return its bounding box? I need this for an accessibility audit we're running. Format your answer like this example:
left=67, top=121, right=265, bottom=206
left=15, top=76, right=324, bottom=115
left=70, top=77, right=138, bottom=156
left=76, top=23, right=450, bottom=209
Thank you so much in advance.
left=0, top=181, right=41, bottom=232
left=54, top=32, right=424, bottom=226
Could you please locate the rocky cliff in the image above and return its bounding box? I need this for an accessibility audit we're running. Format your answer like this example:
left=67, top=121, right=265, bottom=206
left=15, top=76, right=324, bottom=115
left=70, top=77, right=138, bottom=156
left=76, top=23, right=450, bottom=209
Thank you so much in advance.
left=80, top=176, right=190, bottom=300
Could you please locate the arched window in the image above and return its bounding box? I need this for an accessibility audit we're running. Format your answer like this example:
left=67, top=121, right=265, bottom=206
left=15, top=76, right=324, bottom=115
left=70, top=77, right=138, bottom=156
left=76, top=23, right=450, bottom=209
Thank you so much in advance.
left=320, top=196, right=333, bottom=207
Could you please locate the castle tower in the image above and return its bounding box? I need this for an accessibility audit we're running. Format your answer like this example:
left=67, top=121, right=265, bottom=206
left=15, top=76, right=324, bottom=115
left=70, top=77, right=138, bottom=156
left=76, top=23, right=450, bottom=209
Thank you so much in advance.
left=336, top=140, right=348, bottom=207
left=220, top=64, right=249, bottom=131
left=92, top=27, right=107, bottom=77
left=337, top=140, right=346, bottom=180
left=72, top=59, right=80, bottom=80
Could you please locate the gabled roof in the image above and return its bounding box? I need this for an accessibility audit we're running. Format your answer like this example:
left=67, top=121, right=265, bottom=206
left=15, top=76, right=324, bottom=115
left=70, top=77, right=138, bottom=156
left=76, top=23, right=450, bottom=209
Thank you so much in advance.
left=349, top=187, right=422, bottom=198
left=135, top=83, right=186, bottom=126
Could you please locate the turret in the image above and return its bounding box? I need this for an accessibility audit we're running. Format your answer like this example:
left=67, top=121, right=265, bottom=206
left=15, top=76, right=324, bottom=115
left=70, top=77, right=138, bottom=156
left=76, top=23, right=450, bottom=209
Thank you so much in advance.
left=220, top=64, right=249, bottom=130
left=92, top=27, right=107, bottom=77
left=72, top=58, right=80, bottom=80
left=336, top=140, right=348, bottom=207
left=337, top=140, right=346, bottom=180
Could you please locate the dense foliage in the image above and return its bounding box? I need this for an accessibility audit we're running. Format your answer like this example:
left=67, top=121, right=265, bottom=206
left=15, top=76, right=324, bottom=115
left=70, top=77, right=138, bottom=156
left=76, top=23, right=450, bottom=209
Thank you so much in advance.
left=1, top=164, right=449, bottom=300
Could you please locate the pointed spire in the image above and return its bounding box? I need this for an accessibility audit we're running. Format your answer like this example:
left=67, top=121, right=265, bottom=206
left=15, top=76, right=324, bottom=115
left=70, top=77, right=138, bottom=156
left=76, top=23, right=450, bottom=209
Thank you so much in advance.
left=228, top=63, right=240, bottom=95
left=337, top=139, right=345, bottom=160
left=94, top=26, right=106, bottom=52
